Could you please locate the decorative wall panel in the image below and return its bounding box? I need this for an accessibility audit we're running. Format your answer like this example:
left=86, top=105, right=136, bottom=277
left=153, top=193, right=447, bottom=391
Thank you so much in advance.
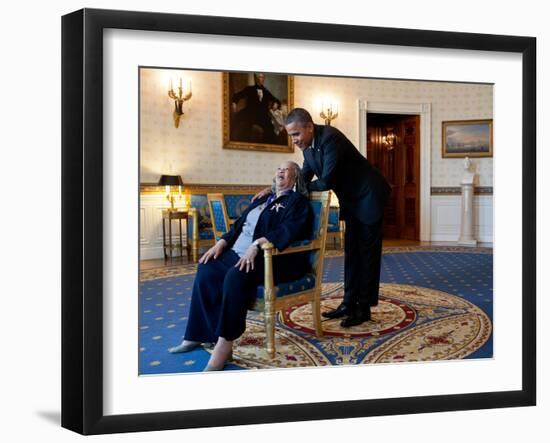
left=431, top=195, right=493, bottom=243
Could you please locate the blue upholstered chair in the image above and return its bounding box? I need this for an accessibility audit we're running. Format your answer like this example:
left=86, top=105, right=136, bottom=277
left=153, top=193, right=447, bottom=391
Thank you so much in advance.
left=250, top=191, right=331, bottom=359
left=326, top=206, right=345, bottom=249
left=206, top=193, right=231, bottom=241
left=188, top=194, right=215, bottom=262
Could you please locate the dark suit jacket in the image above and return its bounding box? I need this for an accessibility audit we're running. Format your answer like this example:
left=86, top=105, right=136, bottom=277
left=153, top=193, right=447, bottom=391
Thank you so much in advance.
left=302, top=124, right=391, bottom=225
left=221, top=191, right=313, bottom=280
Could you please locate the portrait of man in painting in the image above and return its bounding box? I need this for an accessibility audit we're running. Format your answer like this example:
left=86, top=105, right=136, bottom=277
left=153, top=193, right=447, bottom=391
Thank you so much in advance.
left=223, top=72, right=294, bottom=153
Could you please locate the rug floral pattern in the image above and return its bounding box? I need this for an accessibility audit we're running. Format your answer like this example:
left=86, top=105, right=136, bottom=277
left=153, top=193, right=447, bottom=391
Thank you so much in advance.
left=228, top=282, right=492, bottom=368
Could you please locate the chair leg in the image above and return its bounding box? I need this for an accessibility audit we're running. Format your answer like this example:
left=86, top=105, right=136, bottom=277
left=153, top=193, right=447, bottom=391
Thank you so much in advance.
left=311, top=297, right=323, bottom=337
left=192, top=244, right=198, bottom=263
left=265, top=310, right=276, bottom=359
left=263, top=247, right=277, bottom=359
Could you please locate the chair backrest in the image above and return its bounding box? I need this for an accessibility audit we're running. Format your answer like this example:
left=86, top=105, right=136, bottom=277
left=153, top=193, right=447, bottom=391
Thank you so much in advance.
left=327, top=206, right=340, bottom=232
left=309, top=191, right=331, bottom=240
left=207, top=193, right=231, bottom=241
left=187, top=194, right=214, bottom=240
left=223, top=193, right=254, bottom=219
left=188, top=194, right=209, bottom=223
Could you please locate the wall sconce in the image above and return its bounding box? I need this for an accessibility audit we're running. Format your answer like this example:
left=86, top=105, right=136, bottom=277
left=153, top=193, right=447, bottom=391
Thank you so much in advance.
left=320, top=101, right=339, bottom=126
left=158, top=174, right=185, bottom=211
left=382, top=127, right=396, bottom=150
left=168, top=78, right=192, bottom=128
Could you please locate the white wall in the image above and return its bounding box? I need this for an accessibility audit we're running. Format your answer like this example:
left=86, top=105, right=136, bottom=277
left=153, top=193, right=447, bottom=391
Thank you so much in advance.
left=141, top=69, right=494, bottom=247
left=1, top=1, right=546, bottom=443
left=140, top=69, right=493, bottom=187
left=294, top=76, right=493, bottom=187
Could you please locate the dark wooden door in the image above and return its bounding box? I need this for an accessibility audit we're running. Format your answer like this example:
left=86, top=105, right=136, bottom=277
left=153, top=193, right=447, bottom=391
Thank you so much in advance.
left=366, top=114, right=420, bottom=240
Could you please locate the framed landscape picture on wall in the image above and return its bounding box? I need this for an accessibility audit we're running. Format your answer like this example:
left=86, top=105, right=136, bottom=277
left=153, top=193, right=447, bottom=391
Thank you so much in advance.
left=442, top=119, right=493, bottom=158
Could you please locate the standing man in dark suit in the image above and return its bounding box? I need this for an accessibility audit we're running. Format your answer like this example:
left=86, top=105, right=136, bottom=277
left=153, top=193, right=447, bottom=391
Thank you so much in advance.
left=285, top=108, right=391, bottom=327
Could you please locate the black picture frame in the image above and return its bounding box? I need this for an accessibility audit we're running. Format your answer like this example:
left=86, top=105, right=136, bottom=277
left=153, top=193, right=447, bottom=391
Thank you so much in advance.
left=62, top=8, right=536, bottom=435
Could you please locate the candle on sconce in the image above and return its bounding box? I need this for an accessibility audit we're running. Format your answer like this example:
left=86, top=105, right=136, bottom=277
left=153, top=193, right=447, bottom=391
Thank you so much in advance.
left=167, top=75, right=193, bottom=128
left=319, top=98, right=339, bottom=125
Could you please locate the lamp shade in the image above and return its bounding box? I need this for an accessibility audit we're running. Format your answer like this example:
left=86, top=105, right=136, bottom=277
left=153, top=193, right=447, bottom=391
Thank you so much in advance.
left=158, top=175, right=184, bottom=187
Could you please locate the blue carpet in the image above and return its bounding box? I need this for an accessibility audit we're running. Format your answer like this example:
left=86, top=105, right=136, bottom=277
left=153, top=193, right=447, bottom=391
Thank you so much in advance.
left=139, top=250, right=493, bottom=374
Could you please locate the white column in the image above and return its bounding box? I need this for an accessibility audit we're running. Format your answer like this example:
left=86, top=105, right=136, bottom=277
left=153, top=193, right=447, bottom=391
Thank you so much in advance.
left=458, top=157, right=477, bottom=246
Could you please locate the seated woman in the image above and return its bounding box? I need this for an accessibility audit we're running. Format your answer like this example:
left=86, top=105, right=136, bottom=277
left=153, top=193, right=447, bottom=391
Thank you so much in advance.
left=169, top=161, right=312, bottom=371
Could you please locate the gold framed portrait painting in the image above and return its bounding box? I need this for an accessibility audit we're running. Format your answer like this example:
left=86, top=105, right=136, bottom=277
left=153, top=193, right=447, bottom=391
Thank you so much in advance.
left=223, top=72, right=294, bottom=153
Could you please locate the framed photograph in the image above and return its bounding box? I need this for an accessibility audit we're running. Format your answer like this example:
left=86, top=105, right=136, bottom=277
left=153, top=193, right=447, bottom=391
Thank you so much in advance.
left=442, top=119, right=493, bottom=158
left=139, top=65, right=494, bottom=377
left=62, top=8, right=536, bottom=435
left=223, top=72, right=295, bottom=152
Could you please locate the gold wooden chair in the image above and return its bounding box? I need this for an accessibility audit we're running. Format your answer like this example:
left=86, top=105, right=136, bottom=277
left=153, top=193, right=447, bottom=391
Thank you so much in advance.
left=250, top=191, right=331, bottom=358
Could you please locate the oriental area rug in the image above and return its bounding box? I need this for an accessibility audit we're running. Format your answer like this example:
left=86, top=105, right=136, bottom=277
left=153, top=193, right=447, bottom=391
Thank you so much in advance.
left=139, top=246, right=493, bottom=374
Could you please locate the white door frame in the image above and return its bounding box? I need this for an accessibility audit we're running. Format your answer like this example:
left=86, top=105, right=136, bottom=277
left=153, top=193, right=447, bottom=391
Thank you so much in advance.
left=358, top=100, right=432, bottom=241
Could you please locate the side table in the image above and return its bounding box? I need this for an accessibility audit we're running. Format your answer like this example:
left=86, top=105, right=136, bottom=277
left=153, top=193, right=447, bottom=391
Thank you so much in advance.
left=162, top=210, right=191, bottom=262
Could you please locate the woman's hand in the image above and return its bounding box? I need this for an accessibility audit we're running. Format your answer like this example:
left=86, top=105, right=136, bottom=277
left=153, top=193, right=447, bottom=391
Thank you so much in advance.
left=235, top=244, right=259, bottom=273
left=251, top=186, right=271, bottom=202
left=235, top=237, right=267, bottom=272
left=199, top=239, right=227, bottom=264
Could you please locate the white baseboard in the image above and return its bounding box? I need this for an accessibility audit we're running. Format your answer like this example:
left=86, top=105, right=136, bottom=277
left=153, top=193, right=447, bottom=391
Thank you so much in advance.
left=431, top=234, right=494, bottom=243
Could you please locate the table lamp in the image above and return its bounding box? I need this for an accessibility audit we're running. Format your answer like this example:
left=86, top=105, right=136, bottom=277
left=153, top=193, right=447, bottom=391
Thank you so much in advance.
left=158, top=174, right=184, bottom=211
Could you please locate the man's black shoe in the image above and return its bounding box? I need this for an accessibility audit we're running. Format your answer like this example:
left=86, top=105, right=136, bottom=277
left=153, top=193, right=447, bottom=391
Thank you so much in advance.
left=322, top=303, right=350, bottom=319
left=340, top=307, right=371, bottom=328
